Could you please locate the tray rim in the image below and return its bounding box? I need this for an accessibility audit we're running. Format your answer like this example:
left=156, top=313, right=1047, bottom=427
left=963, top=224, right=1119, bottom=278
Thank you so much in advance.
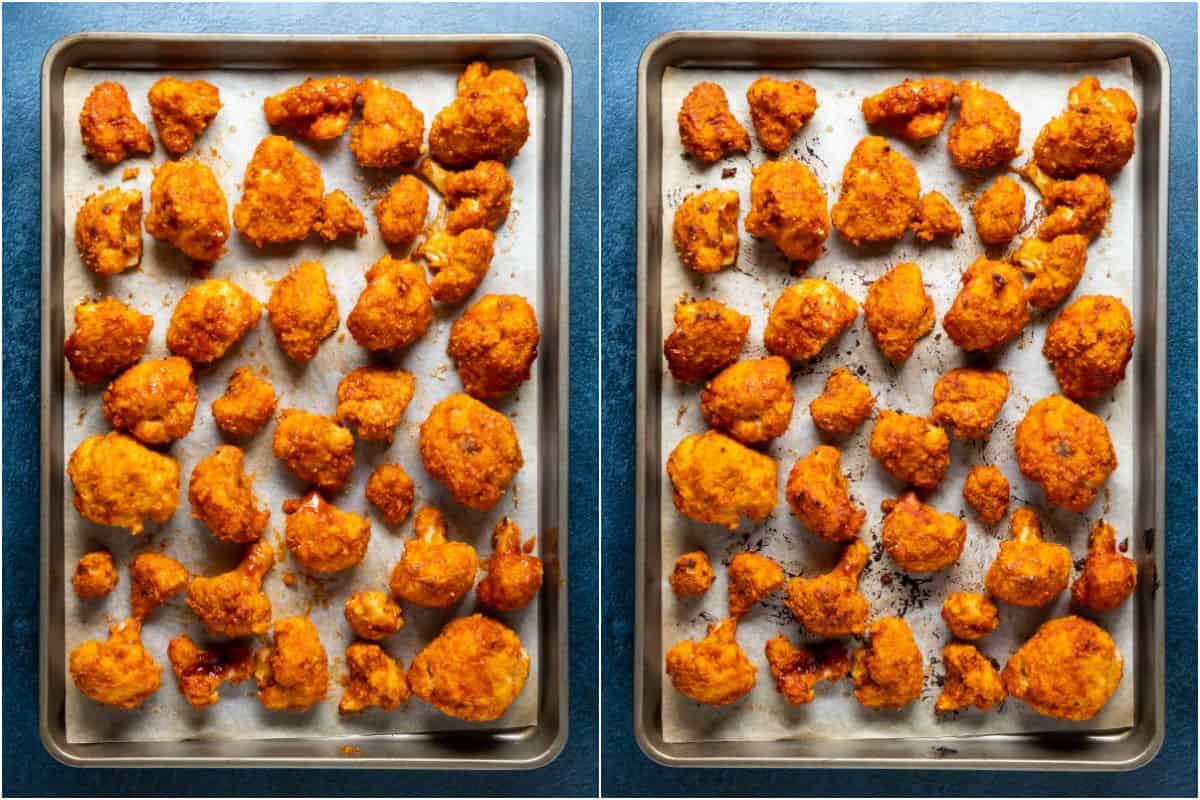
left=634, top=29, right=1169, bottom=771
left=39, top=30, right=572, bottom=770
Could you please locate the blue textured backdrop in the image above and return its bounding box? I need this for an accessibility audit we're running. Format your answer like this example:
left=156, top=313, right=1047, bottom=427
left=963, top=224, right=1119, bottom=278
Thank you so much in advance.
left=1, top=3, right=598, bottom=796
left=600, top=3, right=1197, bottom=796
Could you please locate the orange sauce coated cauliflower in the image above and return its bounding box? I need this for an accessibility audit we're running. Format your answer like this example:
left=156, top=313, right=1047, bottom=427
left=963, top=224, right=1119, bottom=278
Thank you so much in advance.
left=984, top=508, right=1071, bottom=607
left=744, top=158, right=831, bottom=263
left=418, top=393, right=523, bottom=511
left=677, top=82, right=750, bottom=163
left=880, top=491, right=966, bottom=573
left=1042, top=294, right=1134, bottom=401
left=764, top=278, right=858, bottom=362
left=75, top=188, right=143, bottom=275
left=851, top=616, right=924, bottom=710
left=79, top=81, right=153, bottom=165
left=147, top=76, right=221, bottom=154
left=101, top=356, right=197, bottom=445
left=869, top=409, right=950, bottom=490
left=666, top=430, right=777, bottom=530
left=271, top=409, right=356, bottom=493
left=673, top=188, right=740, bottom=273
left=64, top=297, right=152, bottom=385
left=166, top=279, right=261, bottom=364
left=784, top=539, right=870, bottom=636
left=864, top=261, right=935, bottom=362
left=1014, top=394, right=1116, bottom=512
left=746, top=76, right=818, bottom=152
left=68, top=432, right=180, bottom=535
left=786, top=445, right=866, bottom=542
left=862, top=78, right=955, bottom=140
left=144, top=159, right=230, bottom=261
left=700, top=356, right=794, bottom=444
left=665, top=618, right=757, bottom=706
left=942, top=257, right=1028, bottom=352
left=831, top=136, right=920, bottom=245
left=663, top=299, right=750, bottom=383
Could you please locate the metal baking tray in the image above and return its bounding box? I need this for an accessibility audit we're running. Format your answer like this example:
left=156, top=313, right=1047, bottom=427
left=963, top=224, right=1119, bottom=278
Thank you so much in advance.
left=635, top=32, right=1168, bottom=770
left=40, top=32, right=571, bottom=769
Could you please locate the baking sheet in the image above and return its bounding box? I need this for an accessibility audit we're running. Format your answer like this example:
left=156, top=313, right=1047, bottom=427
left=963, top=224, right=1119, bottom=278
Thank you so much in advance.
left=658, top=59, right=1139, bottom=743
left=62, top=58, right=543, bottom=744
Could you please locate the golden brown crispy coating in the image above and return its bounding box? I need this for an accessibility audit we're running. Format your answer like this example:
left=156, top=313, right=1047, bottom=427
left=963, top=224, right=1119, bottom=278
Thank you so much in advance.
left=347, top=256, right=434, bottom=352
left=429, top=62, right=530, bottom=168
left=68, top=432, right=180, bottom=535
left=187, top=539, right=274, bottom=637
left=65, top=298, right=153, bottom=385
left=419, top=394, right=523, bottom=511
left=786, top=445, right=865, bottom=542
left=1033, top=76, right=1136, bottom=178
left=73, top=551, right=118, bottom=599
left=414, top=228, right=495, bottom=304
left=147, top=76, right=220, bottom=154
left=233, top=135, right=324, bottom=246
left=365, top=463, right=415, bottom=525
left=477, top=518, right=543, bottom=612
left=129, top=552, right=188, bottom=621
left=448, top=293, right=540, bottom=400
left=212, top=367, right=278, bottom=437
left=388, top=505, right=478, bottom=607
left=283, top=491, right=371, bottom=574
left=947, top=80, right=1022, bottom=170
left=700, top=356, right=794, bottom=444
left=861, top=78, right=955, bottom=140
left=350, top=78, right=425, bottom=167
left=75, top=188, right=143, bottom=275
left=255, top=616, right=329, bottom=711
left=1024, top=163, right=1112, bottom=241
left=936, top=643, right=1006, bottom=713
left=985, top=508, right=1071, bottom=607
left=864, top=261, right=934, bottom=362
left=69, top=618, right=160, bottom=708
left=677, top=82, right=750, bottom=163
left=166, top=279, right=261, bottom=363
left=942, top=257, right=1029, bottom=352
left=851, top=617, right=924, bottom=710
left=101, top=356, right=197, bottom=445
left=167, top=635, right=254, bottom=708
left=263, top=76, right=358, bottom=140
left=744, top=158, right=830, bottom=262
left=1002, top=615, right=1123, bottom=720
left=809, top=367, right=875, bottom=436
left=312, top=190, right=367, bottom=241
left=765, top=279, right=858, bottom=362
left=941, top=591, right=1000, bottom=640
left=408, top=613, right=530, bottom=721
left=1013, top=234, right=1089, bottom=309
left=831, top=136, right=920, bottom=245
left=881, top=491, right=966, bottom=573
left=669, top=551, right=715, bottom=598
left=1014, top=395, right=1117, bottom=512
left=272, top=409, right=356, bottom=493
left=267, top=261, right=339, bottom=363
left=376, top=174, right=429, bottom=247
left=1043, top=295, right=1135, bottom=401
left=344, top=591, right=405, bottom=640
left=673, top=189, right=740, bottom=273
left=910, top=191, right=963, bottom=241
left=931, top=367, right=1009, bottom=441
left=1071, top=520, right=1137, bottom=611
left=335, top=365, right=416, bottom=442
left=971, top=175, right=1025, bottom=245
left=869, top=409, right=950, bottom=490
left=727, top=552, right=785, bottom=617
left=962, top=464, right=1010, bottom=524
left=746, top=76, right=818, bottom=152
left=663, top=299, right=750, bottom=383
left=79, top=81, right=153, bottom=165
left=188, top=445, right=269, bottom=544
left=418, top=158, right=513, bottom=234
left=666, top=431, right=777, bottom=530
left=145, top=159, right=231, bottom=261
left=665, top=618, right=757, bottom=706
left=784, top=539, right=870, bottom=636
left=339, top=642, right=411, bottom=714
left=765, top=637, right=849, bottom=706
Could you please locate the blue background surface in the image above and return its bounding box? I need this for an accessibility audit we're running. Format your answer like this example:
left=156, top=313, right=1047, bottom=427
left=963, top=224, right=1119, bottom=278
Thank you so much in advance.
left=1, top=3, right=597, bottom=796
left=600, top=3, right=1197, bottom=796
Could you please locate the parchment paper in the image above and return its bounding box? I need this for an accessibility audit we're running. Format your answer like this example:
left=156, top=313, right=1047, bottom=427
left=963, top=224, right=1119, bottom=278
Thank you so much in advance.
left=658, top=60, right=1140, bottom=743
left=62, top=59, right=543, bottom=743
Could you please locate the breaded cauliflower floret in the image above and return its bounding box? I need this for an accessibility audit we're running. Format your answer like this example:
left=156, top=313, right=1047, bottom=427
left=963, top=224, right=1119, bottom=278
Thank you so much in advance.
left=233, top=135, right=324, bottom=246
left=948, top=80, right=1021, bottom=170
left=187, top=539, right=274, bottom=637
left=1071, top=520, right=1137, bottom=611
left=942, top=257, right=1028, bottom=352
left=1014, top=394, right=1117, bottom=512
left=376, top=174, right=429, bottom=247
left=448, top=293, right=540, bottom=400
left=144, top=159, right=230, bottom=261
left=350, top=78, right=425, bottom=167
left=272, top=409, right=356, bottom=493
left=931, top=367, right=1009, bottom=441
left=339, top=642, right=411, bottom=715
left=414, top=228, right=495, bottom=304
left=212, top=367, right=277, bottom=437
left=764, top=278, right=858, bottom=362
left=941, top=591, right=1000, bottom=640
left=861, top=78, right=955, bottom=140
left=1033, top=76, right=1136, bottom=178
left=786, top=445, right=865, bottom=542
left=666, top=431, right=777, bottom=530
left=129, top=552, right=188, bottom=621
left=406, top=614, right=530, bottom=721
left=677, top=82, right=750, bottom=163
left=73, top=551, right=118, bottom=599
left=851, top=617, right=924, bottom=710
left=1003, top=615, right=1123, bottom=720
left=910, top=191, right=963, bottom=241
left=663, top=299, right=750, bottom=383
left=263, top=76, right=358, bottom=139
left=985, top=508, right=1071, bottom=607
left=166, top=279, right=261, bottom=364
left=429, top=62, right=530, bottom=167
left=312, top=190, right=367, bottom=241
left=700, top=356, right=794, bottom=444
left=344, top=591, right=405, bottom=641
left=1024, top=163, right=1112, bottom=241
left=765, top=636, right=849, bottom=706
left=418, top=393, right=523, bottom=511
left=254, top=616, right=329, bottom=711
left=283, top=491, right=371, bottom=574
left=809, top=367, right=875, bottom=436
left=347, top=255, right=434, bottom=352
left=881, top=491, right=966, bottom=573
left=785, top=539, right=870, bottom=636
left=67, top=432, right=180, bottom=535
left=101, top=356, right=197, bottom=445
left=864, top=261, right=934, bottom=362
left=168, top=635, right=254, bottom=708
left=869, top=409, right=950, bottom=490
left=335, top=365, right=416, bottom=442
left=673, top=188, right=740, bottom=273
left=267, top=261, right=339, bottom=363
left=744, top=158, right=831, bottom=263
left=665, top=618, right=756, bottom=706
left=75, top=188, right=143, bottom=275
left=188, top=445, right=269, bottom=544
left=831, top=136, right=920, bottom=245
left=477, top=517, right=543, bottom=612
left=418, top=158, right=513, bottom=234
left=669, top=551, right=715, bottom=598
left=746, top=76, right=818, bottom=152
left=65, top=297, right=153, bottom=384
left=962, top=464, right=1010, bottom=524
left=79, top=81, right=153, bottom=165
left=365, top=463, right=415, bottom=525
left=147, top=76, right=221, bottom=154
left=1042, top=294, right=1135, bottom=400
left=727, top=552, right=785, bottom=617
left=69, top=619, right=160, bottom=708
left=1013, top=234, right=1089, bottom=310
left=971, top=175, right=1025, bottom=245
left=936, top=643, right=1006, bottom=712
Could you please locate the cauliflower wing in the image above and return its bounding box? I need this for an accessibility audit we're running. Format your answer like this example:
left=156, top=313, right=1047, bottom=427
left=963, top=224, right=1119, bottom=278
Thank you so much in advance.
left=941, top=591, right=1000, bottom=640
left=147, top=76, right=221, bottom=154
left=376, top=174, right=430, bottom=247
left=666, top=430, right=777, bottom=530
left=1013, top=234, right=1089, bottom=309
left=869, top=409, right=950, bottom=490
left=764, top=636, right=848, bottom=706
left=864, top=261, right=935, bottom=362
left=418, top=393, right=523, bottom=511
left=936, top=642, right=1006, bottom=712
left=448, top=293, right=540, bottom=400
left=744, top=158, right=830, bottom=262
left=677, top=82, right=750, bottom=163
left=809, top=366, right=875, bottom=435
left=335, top=365, right=415, bottom=442
left=985, top=508, right=1071, bottom=607
left=663, top=299, right=750, bottom=383
left=144, top=159, right=230, bottom=261
left=477, top=517, right=543, bottom=612
left=312, top=190, right=367, bottom=241
left=931, top=367, right=1009, bottom=441
left=339, top=642, right=411, bottom=714
left=727, top=552, right=785, bottom=617
left=429, top=62, right=530, bottom=167
left=166, top=278, right=261, bottom=363
left=129, top=552, right=188, bottom=621
left=75, top=188, right=143, bottom=274
left=971, top=175, right=1025, bottom=245
left=64, top=297, right=152, bottom=384
left=350, top=78, right=425, bottom=167
left=168, top=635, right=254, bottom=708
left=673, top=188, right=740, bottom=273
left=851, top=617, right=924, bottom=710
left=764, top=278, right=858, bottom=362
left=1003, top=615, right=1123, bottom=720
left=283, top=491, right=370, bottom=574
left=79, top=81, right=153, bottom=165
left=73, top=550, right=118, bottom=599
left=942, top=257, right=1028, bottom=352
left=188, top=445, right=269, bottom=544
left=69, top=618, right=160, bottom=708
left=786, top=445, right=866, bottom=542
left=233, top=135, right=324, bottom=246
left=255, top=616, right=329, bottom=711
left=1042, top=294, right=1134, bottom=401
left=1071, top=520, right=1137, bottom=611
left=947, top=80, right=1021, bottom=170
left=101, top=356, right=197, bottom=444
left=1033, top=76, right=1136, bottom=177
left=212, top=367, right=278, bottom=437
left=187, top=539, right=274, bottom=637
left=347, top=256, right=434, bottom=352
left=962, top=464, right=1010, bottom=524
left=344, top=591, right=404, bottom=640
left=68, top=432, right=180, bottom=535
left=784, top=539, right=870, bottom=636
left=365, top=463, right=415, bottom=525
left=414, top=228, right=495, bottom=304
left=700, top=356, right=794, bottom=444
left=831, top=136, right=921, bottom=245
left=665, top=618, right=757, bottom=705
left=388, top=506, right=478, bottom=607
left=418, top=158, right=513, bottom=234
left=747, top=76, right=818, bottom=152
left=1024, top=163, right=1112, bottom=241
left=861, top=78, right=955, bottom=140
left=669, top=551, right=715, bottom=598
left=267, top=260, right=339, bottom=363
left=910, top=191, right=963, bottom=241
left=881, top=491, right=967, bottom=573
left=1014, top=394, right=1117, bottom=512
left=263, top=77, right=358, bottom=139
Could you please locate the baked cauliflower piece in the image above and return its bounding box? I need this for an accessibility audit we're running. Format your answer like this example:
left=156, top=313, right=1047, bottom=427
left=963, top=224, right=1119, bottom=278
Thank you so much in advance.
left=339, top=642, right=411, bottom=715
left=785, top=445, right=866, bottom=542
left=984, top=507, right=1071, bottom=607
left=1014, top=394, right=1117, bottom=512
left=809, top=367, right=875, bottom=436
left=312, top=190, right=367, bottom=241
left=764, top=278, right=858, bottom=362
left=64, top=297, right=152, bottom=384
left=167, top=635, right=254, bottom=708
left=665, top=618, right=757, bottom=706
left=129, top=552, right=188, bottom=621
left=962, top=464, right=1010, bottom=524
left=376, top=174, right=430, bottom=247
left=830, top=135, right=921, bottom=245
left=744, top=158, right=831, bottom=263
left=448, top=293, right=540, bottom=400
left=144, top=159, right=230, bottom=261
left=851, top=616, right=924, bottom=710
left=79, top=81, right=153, bottom=165
left=166, top=278, right=261, bottom=364
left=1002, top=615, right=1123, bottom=720
left=672, top=188, right=740, bottom=273
left=1013, top=234, right=1089, bottom=309
left=869, top=409, right=950, bottom=490
left=1042, top=294, right=1135, bottom=401
left=1033, top=76, right=1137, bottom=178
left=233, top=135, right=324, bottom=246
left=663, top=299, right=750, bottom=383
left=388, top=505, right=478, bottom=607
left=418, top=393, right=523, bottom=511
left=101, top=356, right=197, bottom=445
left=666, top=430, right=777, bottom=530
left=188, top=445, right=269, bottom=544
left=936, top=643, right=1006, bottom=713
left=347, top=256, right=434, bottom=352
left=350, top=78, right=425, bottom=167
left=335, top=365, right=416, bottom=442
left=864, top=261, right=935, bottom=362
left=1071, top=520, right=1137, bottom=611
left=941, top=591, right=1000, bottom=640
left=699, top=356, right=794, bottom=444
left=418, top=158, right=513, bottom=234
left=69, top=618, right=161, bottom=708
left=283, top=491, right=371, bottom=574
left=414, top=228, right=496, bottom=304
left=746, top=76, right=818, bottom=152
left=861, top=78, right=955, bottom=140
left=1024, top=163, right=1112, bottom=241
left=254, top=616, right=329, bottom=711
left=271, top=409, right=356, bottom=493
left=677, top=82, right=750, bottom=163
left=910, top=191, right=963, bottom=241
left=947, top=80, right=1021, bottom=170
left=68, top=432, right=180, bottom=535
left=764, top=636, right=849, bottom=706
left=186, top=539, right=274, bottom=637
left=211, top=367, right=278, bottom=438
left=971, top=174, right=1025, bottom=245
left=477, top=517, right=543, bottom=612
left=784, top=539, right=870, bottom=636
left=727, top=551, right=785, bottom=617
left=344, top=590, right=405, bottom=641
left=147, top=76, right=221, bottom=154
left=75, top=188, right=143, bottom=274
left=72, top=550, right=118, bottom=599
left=365, top=463, right=415, bottom=525
left=942, top=257, right=1029, bottom=352
left=267, top=260, right=339, bottom=363
left=880, top=491, right=966, bottom=573
left=263, top=76, right=358, bottom=140
left=931, top=367, right=1009, bottom=441
left=669, top=550, right=715, bottom=598
left=429, top=62, right=530, bottom=167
